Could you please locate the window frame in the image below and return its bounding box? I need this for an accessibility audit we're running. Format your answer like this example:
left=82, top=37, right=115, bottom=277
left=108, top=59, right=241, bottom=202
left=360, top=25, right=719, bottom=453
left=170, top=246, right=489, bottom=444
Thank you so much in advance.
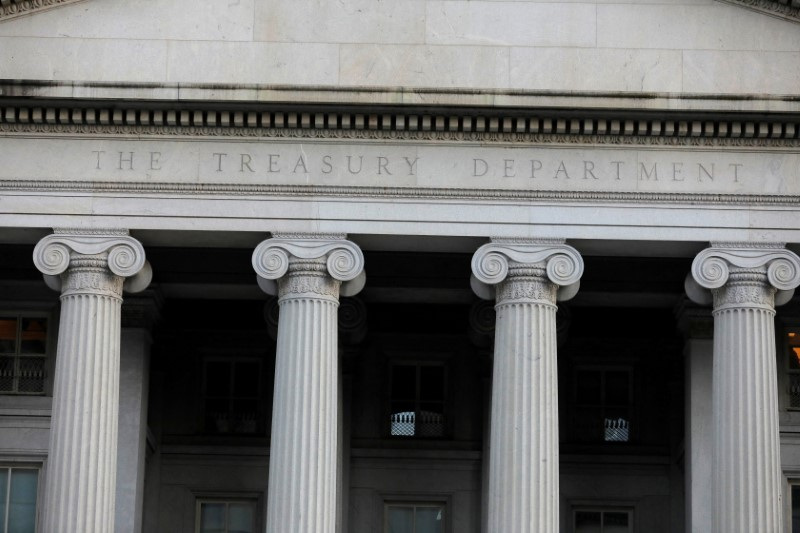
left=784, top=328, right=800, bottom=411
left=194, top=495, right=261, bottom=533
left=571, top=364, right=635, bottom=444
left=0, top=464, right=41, bottom=533
left=382, top=496, right=450, bottom=533
left=201, top=356, right=265, bottom=435
left=0, top=312, right=51, bottom=396
left=571, top=505, right=635, bottom=533
left=387, top=359, right=449, bottom=439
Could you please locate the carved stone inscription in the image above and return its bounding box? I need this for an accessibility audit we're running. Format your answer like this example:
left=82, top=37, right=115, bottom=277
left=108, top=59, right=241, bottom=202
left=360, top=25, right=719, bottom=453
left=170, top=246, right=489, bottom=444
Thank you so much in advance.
left=2, top=138, right=799, bottom=195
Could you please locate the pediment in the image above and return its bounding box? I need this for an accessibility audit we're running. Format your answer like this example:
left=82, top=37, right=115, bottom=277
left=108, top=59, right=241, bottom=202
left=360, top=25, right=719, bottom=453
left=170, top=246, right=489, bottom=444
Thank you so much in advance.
left=0, top=0, right=87, bottom=22
left=718, top=0, right=800, bottom=23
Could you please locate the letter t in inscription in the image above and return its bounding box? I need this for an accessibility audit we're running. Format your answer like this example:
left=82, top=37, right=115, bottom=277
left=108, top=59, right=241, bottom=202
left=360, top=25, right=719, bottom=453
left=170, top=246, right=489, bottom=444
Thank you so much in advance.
left=92, top=150, right=105, bottom=170
left=729, top=163, right=743, bottom=183
left=213, top=153, right=227, bottom=172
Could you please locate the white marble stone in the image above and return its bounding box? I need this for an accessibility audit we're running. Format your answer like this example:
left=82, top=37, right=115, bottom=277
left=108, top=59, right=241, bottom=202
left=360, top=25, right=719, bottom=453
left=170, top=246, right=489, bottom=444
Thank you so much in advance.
left=254, top=0, right=425, bottom=44
left=0, top=0, right=254, bottom=41
left=166, top=41, right=339, bottom=85
left=472, top=239, right=583, bottom=533
left=33, top=230, right=150, bottom=533
left=425, top=1, right=596, bottom=47
left=598, top=4, right=800, bottom=51
left=0, top=36, right=167, bottom=82
left=683, top=51, right=800, bottom=95
left=339, top=43, right=510, bottom=88
left=510, top=48, right=682, bottom=92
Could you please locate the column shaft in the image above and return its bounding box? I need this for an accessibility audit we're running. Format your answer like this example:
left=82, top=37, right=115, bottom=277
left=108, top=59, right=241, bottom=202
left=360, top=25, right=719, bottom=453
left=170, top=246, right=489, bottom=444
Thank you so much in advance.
left=713, top=305, right=781, bottom=533
left=45, top=292, right=121, bottom=532
left=267, top=297, right=339, bottom=533
left=489, top=301, right=558, bottom=531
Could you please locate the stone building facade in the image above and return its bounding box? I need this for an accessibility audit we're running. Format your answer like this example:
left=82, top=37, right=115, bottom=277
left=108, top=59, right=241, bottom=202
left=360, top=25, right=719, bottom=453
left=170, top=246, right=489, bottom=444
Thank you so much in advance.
left=1, top=1, right=800, bottom=532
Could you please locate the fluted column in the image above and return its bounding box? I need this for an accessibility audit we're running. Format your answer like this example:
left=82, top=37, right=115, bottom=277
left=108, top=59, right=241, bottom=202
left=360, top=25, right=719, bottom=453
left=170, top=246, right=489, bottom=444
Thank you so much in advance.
left=33, top=229, right=151, bottom=533
left=471, top=239, right=583, bottom=533
left=253, top=234, right=365, bottom=533
left=687, top=243, right=800, bottom=533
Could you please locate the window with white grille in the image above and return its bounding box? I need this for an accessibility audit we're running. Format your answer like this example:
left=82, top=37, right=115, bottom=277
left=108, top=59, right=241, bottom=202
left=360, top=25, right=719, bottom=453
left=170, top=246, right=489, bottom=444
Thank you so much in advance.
left=389, top=363, right=446, bottom=438
left=572, top=367, right=633, bottom=443
left=0, top=315, right=47, bottom=395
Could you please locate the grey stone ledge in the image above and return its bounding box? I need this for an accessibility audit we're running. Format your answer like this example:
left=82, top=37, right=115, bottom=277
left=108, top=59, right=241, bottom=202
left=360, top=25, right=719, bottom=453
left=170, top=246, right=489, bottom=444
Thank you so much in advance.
left=0, top=0, right=87, bottom=22
left=718, top=0, right=800, bottom=24
left=2, top=80, right=800, bottom=114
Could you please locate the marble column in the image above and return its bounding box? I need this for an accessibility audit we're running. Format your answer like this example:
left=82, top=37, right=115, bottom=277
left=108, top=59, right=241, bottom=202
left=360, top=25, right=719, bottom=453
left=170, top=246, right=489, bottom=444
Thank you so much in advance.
left=687, top=243, right=800, bottom=533
left=471, top=239, right=583, bottom=533
left=253, top=234, right=365, bottom=533
left=33, top=229, right=151, bottom=533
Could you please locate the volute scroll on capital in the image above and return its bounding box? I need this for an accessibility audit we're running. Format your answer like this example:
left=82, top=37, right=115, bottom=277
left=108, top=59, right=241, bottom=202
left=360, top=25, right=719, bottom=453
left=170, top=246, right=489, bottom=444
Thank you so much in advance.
left=252, top=235, right=366, bottom=297
left=32, top=230, right=152, bottom=294
left=470, top=240, right=584, bottom=302
left=686, top=243, right=800, bottom=307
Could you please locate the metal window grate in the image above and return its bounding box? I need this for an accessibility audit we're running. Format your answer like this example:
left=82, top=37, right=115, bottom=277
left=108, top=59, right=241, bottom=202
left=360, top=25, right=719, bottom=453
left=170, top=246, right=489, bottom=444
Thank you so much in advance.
left=790, top=374, right=800, bottom=409
left=604, top=418, right=630, bottom=442
left=390, top=411, right=445, bottom=438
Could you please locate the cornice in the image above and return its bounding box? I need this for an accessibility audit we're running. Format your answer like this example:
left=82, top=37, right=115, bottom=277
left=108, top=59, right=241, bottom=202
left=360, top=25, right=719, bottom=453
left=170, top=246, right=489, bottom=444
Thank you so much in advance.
left=3, top=81, right=799, bottom=113
left=0, top=0, right=86, bottom=22
left=0, top=103, right=799, bottom=147
left=718, top=0, right=800, bottom=23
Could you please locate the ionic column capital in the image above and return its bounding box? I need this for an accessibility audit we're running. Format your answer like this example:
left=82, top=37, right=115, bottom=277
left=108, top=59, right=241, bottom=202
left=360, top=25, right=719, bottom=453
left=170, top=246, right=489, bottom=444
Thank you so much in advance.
left=686, top=242, right=800, bottom=309
left=33, top=229, right=151, bottom=297
left=470, top=238, right=584, bottom=303
left=252, top=234, right=366, bottom=299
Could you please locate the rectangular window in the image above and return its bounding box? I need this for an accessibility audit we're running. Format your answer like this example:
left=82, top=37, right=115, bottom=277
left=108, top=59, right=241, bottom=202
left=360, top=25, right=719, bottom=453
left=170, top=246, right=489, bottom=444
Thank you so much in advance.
left=574, top=508, right=632, bottom=533
left=787, top=331, right=800, bottom=409
left=0, top=315, right=47, bottom=395
left=792, top=484, right=800, bottom=533
left=202, top=358, right=263, bottom=435
left=385, top=503, right=445, bottom=533
left=389, top=362, right=446, bottom=438
left=0, top=467, right=39, bottom=533
left=573, top=367, right=632, bottom=443
left=196, top=499, right=257, bottom=533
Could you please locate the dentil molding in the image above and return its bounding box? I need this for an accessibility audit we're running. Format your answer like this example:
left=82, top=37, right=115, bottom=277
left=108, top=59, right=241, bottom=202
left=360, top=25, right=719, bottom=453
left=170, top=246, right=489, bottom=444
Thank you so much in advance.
left=1, top=103, right=798, bottom=148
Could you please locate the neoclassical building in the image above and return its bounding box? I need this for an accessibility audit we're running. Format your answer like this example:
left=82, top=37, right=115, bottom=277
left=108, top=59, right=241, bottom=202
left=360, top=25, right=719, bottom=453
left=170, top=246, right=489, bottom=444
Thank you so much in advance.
left=1, top=1, right=800, bottom=532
